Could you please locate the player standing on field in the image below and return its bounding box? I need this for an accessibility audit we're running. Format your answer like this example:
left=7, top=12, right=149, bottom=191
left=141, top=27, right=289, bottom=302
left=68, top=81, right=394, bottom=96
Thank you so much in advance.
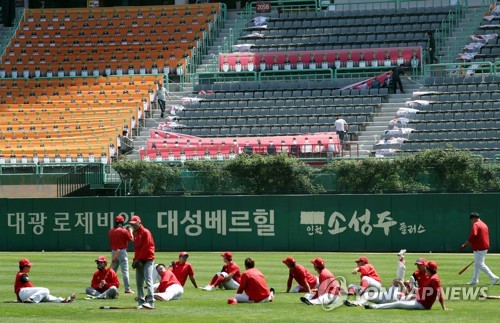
left=129, top=215, right=156, bottom=309
left=461, top=212, right=499, bottom=286
left=282, top=257, right=319, bottom=293
left=109, top=215, right=134, bottom=294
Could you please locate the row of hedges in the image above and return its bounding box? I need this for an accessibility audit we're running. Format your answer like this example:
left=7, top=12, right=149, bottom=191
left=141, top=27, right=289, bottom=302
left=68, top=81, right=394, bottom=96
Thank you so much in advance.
left=113, top=149, right=500, bottom=195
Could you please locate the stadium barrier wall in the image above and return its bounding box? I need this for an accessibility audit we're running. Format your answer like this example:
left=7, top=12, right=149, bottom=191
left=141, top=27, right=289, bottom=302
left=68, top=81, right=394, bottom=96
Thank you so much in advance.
left=1, top=193, right=498, bottom=252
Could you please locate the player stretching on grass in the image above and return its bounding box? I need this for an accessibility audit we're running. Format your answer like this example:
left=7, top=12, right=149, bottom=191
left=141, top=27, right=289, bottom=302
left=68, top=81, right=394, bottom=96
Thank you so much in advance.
left=282, top=257, right=319, bottom=293
left=348, top=256, right=382, bottom=297
left=15, top=258, right=76, bottom=303
left=170, top=252, right=198, bottom=288
left=231, top=257, right=275, bottom=304
left=300, top=258, right=340, bottom=306
left=203, top=252, right=241, bottom=291
left=153, top=264, right=184, bottom=302
left=365, top=261, right=450, bottom=310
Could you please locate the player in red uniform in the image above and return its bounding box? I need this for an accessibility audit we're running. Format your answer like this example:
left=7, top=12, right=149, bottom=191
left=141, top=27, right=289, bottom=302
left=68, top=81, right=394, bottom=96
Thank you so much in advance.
left=233, top=257, right=274, bottom=303
left=85, top=256, right=120, bottom=299
left=300, top=258, right=340, bottom=306
left=14, top=258, right=76, bottom=303
left=461, top=212, right=499, bottom=285
left=153, top=264, right=184, bottom=301
left=411, top=258, right=429, bottom=289
left=130, top=215, right=156, bottom=309
left=283, top=257, right=319, bottom=293
left=366, top=261, right=449, bottom=310
left=203, top=252, right=241, bottom=291
left=108, top=215, right=134, bottom=294
left=348, top=256, right=382, bottom=296
left=170, top=252, right=198, bottom=288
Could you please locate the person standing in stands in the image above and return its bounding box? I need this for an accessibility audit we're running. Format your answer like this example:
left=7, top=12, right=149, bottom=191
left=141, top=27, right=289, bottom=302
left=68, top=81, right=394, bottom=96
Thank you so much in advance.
left=154, top=82, right=171, bottom=118
left=427, top=31, right=438, bottom=64
left=392, top=64, right=407, bottom=94
left=334, top=116, right=349, bottom=144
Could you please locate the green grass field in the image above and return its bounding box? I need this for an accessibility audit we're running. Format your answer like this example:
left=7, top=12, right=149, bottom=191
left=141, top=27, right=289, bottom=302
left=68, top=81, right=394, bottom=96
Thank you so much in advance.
left=1, top=251, right=499, bottom=322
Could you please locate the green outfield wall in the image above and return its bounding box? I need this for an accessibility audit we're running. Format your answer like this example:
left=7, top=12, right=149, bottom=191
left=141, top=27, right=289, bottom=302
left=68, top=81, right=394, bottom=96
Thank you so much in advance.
left=1, top=194, right=499, bottom=252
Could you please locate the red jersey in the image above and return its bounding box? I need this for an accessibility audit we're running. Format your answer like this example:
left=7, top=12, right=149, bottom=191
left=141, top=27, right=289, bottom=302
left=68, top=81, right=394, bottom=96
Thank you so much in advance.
left=412, top=269, right=429, bottom=287
left=416, top=273, right=443, bottom=309
left=109, top=226, right=133, bottom=250
left=133, top=225, right=155, bottom=262
left=237, top=267, right=271, bottom=302
left=171, top=261, right=195, bottom=286
left=157, top=270, right=181, bottom=293
left=222, top=261, right=241, bottom=284
left=468, top=220, right=490, bottom=251
left=14, top=271, right=34, bottom=298
left=287, top=264, right=318, bottom=289
left=313, top=268, right=336, bottom=299
left=358, top=264, right=381, bottom=283
left=91, top=268, right=120, bottom=291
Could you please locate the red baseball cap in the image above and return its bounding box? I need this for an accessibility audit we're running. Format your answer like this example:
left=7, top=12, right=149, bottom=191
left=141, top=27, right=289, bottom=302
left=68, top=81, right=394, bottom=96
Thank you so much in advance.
left=179, top=252, right=189, bottom=258
left=19, top=258, right=33, bottom=267
left=129, top=215, right=141, bottom=224
left=221, top=252, right=232, bottom=261
left=227, top=297, right=237, bottom=305
left=426, top=261, right=438, bottom=272
left=355, top=256, right=369, bottom=264
left=415, top=258, right=427, bottom=265
left=311, top=258, right=325, bottom=269
left=115, top=215, right=125, bottom=222
left=282, top=257, right=295, bottom=265
left=96, top=256, right=108, bottom=263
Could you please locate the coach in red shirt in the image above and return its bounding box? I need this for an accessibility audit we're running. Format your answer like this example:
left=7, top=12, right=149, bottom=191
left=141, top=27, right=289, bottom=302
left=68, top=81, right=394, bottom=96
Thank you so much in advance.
left=130, top=215, right=156, bottom=309
left=108, top=215, right=134, bottom=294
left=234, top=258, right=274, bottom=303
left=283, top=257, right=319, bottom=293
left=461, top=212, right=499, bottom=286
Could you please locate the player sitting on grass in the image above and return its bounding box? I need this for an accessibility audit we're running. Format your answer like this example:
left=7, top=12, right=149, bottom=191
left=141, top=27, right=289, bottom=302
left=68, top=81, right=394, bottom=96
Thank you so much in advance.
left=345, top=250, right=407, bottom=307
left=85, top=256, right=119, bottom=299
left=231, top=257, right=275, bottom=304
left=169, top=252, right=198, bottom=288
left=15, top=258, right=76, bottom=304
left=300, top=258, right=341, bottom=306
left=203, top=252, right=241, bottom=291
left=347, top=256, right=382, bottom=298
left=282, top=257, right=319, bottom=293
left=153, top=264, right=184, bottom=301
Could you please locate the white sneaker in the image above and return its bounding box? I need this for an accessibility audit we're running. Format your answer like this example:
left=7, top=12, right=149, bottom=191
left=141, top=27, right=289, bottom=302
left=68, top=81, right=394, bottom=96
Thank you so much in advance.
left=142, top=302, right=154, bottom=309
left=202, top=285, right=215, bottom=291
left=491, top=277, right=499, bottom=286
left=397, top=249, right=407, bottom=258
left=467, top=281, right=478, bottom=285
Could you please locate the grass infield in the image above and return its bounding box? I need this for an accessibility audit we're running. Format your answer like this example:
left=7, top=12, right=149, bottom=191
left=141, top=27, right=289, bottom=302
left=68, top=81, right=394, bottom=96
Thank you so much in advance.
left=1, top=251, right=499, bottom=322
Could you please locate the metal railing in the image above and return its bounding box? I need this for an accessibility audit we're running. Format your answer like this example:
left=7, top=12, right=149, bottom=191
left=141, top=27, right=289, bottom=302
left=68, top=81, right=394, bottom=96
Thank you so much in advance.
left=56, top=163, right=105, bottom=197
left=258, top=68, right=335, bottom=81
left=423, top=61, right=494, bottom=77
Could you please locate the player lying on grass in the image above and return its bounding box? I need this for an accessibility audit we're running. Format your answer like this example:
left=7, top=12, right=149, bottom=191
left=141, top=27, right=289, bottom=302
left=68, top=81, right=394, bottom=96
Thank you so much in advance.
left=15, top=258, right=76, bottom=303
left=300, top=258, right=342, bottom=306
left=85, top=256, right=119, bottom=300
left=203, top=252, right=241, bottom=291
left=153, top=264, right=184, bottom=301
left=282, top=257, right=319, bottom=293
left=365, top=261, right=450, bottom=310
left=231, top=257, right=274, bottom=304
